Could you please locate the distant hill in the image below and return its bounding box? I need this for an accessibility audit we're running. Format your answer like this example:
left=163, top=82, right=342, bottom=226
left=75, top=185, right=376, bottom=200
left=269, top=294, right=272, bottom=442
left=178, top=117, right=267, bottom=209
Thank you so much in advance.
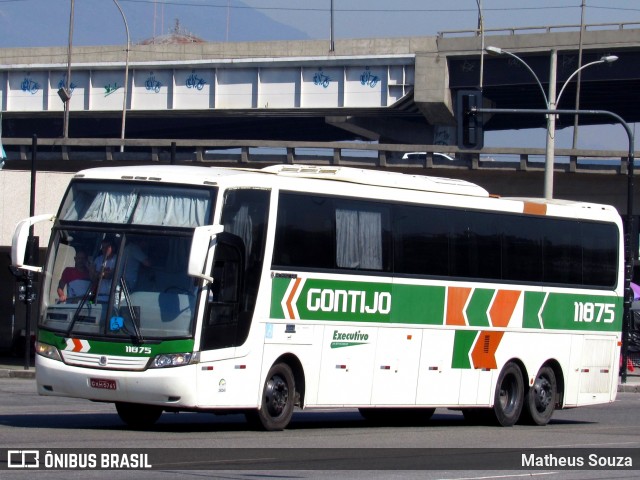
left=0, top=0, right=309, bottom=48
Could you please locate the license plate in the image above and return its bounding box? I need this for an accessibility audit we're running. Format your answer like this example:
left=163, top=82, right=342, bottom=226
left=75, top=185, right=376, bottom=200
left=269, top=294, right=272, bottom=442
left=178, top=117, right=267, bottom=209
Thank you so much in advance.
left=89, top=378, right=117, bottom=390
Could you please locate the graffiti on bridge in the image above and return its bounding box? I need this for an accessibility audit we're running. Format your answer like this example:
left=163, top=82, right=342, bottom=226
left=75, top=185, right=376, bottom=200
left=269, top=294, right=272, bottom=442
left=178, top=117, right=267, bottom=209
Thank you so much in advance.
left=313, top=69, right=331, bottom=88
left=145, top=73, right=162, bottom=93
left=360, top=67, right=379, bottom=88
left=186, top=71, right=206, bottom=90
left=21, top=76, right=40, bottom=95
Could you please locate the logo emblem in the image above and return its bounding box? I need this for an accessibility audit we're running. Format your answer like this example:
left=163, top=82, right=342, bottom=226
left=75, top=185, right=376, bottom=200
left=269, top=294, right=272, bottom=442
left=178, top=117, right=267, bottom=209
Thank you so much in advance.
left=99, top=356, right=108, bottom=366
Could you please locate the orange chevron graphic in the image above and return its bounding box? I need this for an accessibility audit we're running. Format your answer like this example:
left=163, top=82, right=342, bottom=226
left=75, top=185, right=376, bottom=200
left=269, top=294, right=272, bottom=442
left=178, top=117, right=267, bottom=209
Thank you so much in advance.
left=285, top=278, right=302, bottom=320
left=71, top=338, right=83, bottom=352
left=446, top=287, right=472, bottom=326
left=489, top=290, right=521, bottom=327
left=471, top=330, right=505, bottom=369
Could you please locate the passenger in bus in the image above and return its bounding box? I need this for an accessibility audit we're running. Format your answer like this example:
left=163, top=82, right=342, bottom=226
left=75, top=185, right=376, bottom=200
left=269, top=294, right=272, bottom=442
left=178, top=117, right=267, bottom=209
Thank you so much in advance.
left=56, top=249, right=91, bottom=303
left=91, top=238, right=117, bottom=302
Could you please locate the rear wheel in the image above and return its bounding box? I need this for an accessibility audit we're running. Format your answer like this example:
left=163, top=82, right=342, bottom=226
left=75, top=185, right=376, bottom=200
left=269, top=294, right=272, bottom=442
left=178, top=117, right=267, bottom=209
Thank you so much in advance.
left=492, top=362, right=524, bottom=427
left=520, top=365, right=557, bottom=425
left=115, top=402, right=162, bottom=428
left=248, top=363, right=295, bottom=431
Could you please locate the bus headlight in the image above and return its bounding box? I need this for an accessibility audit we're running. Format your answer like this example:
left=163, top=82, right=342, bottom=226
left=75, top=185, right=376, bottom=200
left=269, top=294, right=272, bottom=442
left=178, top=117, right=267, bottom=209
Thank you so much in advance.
left=35, top=342, right=62, bottom=362
left=150, top=352, right=199, bottom=368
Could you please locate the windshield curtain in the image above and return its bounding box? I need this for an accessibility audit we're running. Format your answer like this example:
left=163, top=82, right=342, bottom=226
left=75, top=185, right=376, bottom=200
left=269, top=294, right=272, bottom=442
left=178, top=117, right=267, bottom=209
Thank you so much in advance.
left=60, top=182, right=212, bottom=227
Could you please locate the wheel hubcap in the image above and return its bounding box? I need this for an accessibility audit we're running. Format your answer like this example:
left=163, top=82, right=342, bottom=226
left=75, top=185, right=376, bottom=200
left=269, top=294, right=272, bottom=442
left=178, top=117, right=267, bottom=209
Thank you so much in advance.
left=499, top=376, right=516, bottom=412
left=265, top=374, right=289, bottom=417
left=533, top=376, right=552, bottom=412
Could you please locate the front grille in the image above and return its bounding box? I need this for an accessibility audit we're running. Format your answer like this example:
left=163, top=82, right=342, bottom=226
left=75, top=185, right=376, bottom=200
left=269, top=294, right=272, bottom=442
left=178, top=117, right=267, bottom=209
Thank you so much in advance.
left=61, top=351, right=149, bottom=371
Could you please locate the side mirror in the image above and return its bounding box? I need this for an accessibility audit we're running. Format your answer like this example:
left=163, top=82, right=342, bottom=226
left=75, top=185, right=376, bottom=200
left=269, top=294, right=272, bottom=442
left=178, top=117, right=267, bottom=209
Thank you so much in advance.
left=188, top=224, right=224, bottom=283
left=11, top=214, right=55, bottom=273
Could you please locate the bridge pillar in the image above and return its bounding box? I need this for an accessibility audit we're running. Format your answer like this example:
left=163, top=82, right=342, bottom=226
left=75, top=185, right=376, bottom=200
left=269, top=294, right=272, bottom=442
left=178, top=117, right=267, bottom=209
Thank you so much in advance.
left=414, top=53, right=455, bottom=126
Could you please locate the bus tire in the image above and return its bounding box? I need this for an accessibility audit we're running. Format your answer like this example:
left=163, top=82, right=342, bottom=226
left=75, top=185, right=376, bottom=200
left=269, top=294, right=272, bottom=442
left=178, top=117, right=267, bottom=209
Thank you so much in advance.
left=115, top=402, right=162, bottom=428
left=252, top=363, right=295, bottom=431
left=493, top=362, right=524, bottom=427
left=520, top=365, right=557, bottom=426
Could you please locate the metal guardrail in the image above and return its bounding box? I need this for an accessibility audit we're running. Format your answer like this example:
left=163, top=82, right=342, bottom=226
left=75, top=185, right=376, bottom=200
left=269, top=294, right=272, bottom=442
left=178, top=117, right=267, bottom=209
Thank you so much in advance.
left=438, top=21, right=640, bottom=38
left=0, top=137, right=636, bottom=175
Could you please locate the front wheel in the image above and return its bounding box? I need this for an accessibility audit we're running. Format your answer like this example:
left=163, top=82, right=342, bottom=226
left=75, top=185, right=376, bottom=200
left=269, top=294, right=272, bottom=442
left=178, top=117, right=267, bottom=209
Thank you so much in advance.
left=492, top=362, right=524, bottom=427
left=248, top=363, right=296, bottom=431
left=520, top=365, right=557, bottom=425
left=115, top=402, right=162, bottom=428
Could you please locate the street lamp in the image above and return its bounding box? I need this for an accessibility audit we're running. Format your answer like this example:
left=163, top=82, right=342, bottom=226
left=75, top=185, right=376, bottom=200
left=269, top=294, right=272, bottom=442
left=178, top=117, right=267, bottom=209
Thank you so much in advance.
left=113, top=0, right=130, bottom=153
left=485, top=46, right=618, bottom=199
left=62, top=0, right=75, bottom=139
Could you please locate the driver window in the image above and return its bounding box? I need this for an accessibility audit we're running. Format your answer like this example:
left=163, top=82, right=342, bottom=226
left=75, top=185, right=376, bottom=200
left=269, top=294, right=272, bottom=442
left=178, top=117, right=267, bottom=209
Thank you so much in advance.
left=201, top=238, right=243, bottom=350
left=200, top=188, right=270, bottom=351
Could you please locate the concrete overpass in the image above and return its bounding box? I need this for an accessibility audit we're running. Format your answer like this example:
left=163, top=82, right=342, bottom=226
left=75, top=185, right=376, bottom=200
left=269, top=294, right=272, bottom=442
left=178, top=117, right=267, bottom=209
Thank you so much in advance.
left=1, top=23, right=639, bottom=145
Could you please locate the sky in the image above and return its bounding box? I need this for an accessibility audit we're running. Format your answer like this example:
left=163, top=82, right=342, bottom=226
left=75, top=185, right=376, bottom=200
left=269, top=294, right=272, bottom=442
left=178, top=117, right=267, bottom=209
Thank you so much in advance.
left=0, top=0, right=638, bottom=151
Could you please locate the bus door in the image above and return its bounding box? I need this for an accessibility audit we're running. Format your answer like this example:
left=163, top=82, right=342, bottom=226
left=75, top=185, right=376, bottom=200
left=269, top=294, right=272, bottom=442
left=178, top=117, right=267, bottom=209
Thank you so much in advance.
left=195, top=189, right=270, bottom=407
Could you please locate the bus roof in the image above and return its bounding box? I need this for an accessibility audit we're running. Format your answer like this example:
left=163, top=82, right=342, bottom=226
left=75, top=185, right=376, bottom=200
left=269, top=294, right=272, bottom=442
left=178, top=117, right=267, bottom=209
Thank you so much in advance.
left=72, top=164, right=619, bottom=221
left=261, top=165, right=490, bottom=197
left=74, top=164, right=489, bottom=197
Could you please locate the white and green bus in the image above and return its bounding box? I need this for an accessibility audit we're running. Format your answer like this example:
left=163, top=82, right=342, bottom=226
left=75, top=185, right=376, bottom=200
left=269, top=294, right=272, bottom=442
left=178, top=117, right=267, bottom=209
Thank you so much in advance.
left=12, top=164, right=623, bottom=430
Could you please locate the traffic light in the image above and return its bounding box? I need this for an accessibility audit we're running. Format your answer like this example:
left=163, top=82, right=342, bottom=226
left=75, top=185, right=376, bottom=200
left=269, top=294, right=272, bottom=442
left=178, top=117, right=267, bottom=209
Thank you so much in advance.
left=456, top=90, right=484, bottom=149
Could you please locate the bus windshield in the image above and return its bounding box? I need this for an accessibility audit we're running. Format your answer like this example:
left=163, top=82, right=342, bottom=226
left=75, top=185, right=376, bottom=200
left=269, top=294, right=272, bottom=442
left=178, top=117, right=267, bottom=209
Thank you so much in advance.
left=42, top=229, right=198, bottom=339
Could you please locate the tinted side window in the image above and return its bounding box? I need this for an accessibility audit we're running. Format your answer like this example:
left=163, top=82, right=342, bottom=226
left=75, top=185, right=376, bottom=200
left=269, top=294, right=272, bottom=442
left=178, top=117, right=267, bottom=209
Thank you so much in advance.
left=502, top=216, right=543, bottom=282
left=465, top=211, right=501, bottom=280
left=543, top=219, right=583, bottom=285
left=394, top=205, right=449, bottom=276
left=581, top=222, right=618, bottom=287
left=273, top=193, right=334, bottom=269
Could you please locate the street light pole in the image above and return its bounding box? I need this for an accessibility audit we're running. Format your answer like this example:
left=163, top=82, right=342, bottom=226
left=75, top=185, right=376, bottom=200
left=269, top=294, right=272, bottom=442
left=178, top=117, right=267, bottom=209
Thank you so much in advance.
left=63, top=0, right=75, bottom=139
left=545, top=50, right=557, bottom=200
left=113, top=0, right=130, bottom=153
left=476, top=0, right=484, bottom=90
left=485, top=46, right=618, bottom=199
left=329, top=0, right=334, bottom=52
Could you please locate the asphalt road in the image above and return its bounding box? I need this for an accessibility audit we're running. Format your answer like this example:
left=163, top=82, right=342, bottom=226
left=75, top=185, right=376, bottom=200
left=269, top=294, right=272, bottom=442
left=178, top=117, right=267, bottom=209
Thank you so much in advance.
left=1, top=377, right=639, bottom=479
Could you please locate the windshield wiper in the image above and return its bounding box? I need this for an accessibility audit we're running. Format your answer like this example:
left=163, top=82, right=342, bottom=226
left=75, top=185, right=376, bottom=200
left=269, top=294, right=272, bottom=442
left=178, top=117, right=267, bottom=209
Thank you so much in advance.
left=118, top=277, right=144, bottom=344
left=65, top=281, right=96, bottom=337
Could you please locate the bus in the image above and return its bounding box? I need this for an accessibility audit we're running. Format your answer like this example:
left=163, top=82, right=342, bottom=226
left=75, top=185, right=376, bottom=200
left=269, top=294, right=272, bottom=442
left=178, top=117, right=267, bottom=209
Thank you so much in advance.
left=11, top=164, right=623, bottom=430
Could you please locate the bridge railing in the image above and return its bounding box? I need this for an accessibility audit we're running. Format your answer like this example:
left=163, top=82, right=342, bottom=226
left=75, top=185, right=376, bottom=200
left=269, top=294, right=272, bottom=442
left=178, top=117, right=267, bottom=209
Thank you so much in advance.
left=0, top=137, right=635, bottom=175
left=438, top=21, right=640, bottom=38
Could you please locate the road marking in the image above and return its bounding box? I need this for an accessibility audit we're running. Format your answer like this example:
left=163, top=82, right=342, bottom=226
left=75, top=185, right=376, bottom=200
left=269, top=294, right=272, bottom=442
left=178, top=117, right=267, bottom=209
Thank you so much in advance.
left=437, top=472, right=557, bottom=480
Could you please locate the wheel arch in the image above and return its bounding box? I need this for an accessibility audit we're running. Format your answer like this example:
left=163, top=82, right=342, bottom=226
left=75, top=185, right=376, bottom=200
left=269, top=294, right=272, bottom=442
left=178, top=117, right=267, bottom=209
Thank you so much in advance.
left=504, top=357, right=528, bottom=381
left=272, top=353, right=306, bottom=408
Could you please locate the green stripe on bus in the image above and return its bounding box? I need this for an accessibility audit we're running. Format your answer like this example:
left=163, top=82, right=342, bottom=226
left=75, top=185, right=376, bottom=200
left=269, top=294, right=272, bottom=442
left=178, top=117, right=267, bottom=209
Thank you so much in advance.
left=452, top=330, right=477, bottom=369
left=270, top=276, right=622, bottom=332
left=523, top=291, right=546, bottom=329
left=270, top=276, right=290, bottom=319
left=466, top=288, right=493, bottom=327
left=38, top=329, right=195, bottom=356
left=391, top=284, right=445, bottom=325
